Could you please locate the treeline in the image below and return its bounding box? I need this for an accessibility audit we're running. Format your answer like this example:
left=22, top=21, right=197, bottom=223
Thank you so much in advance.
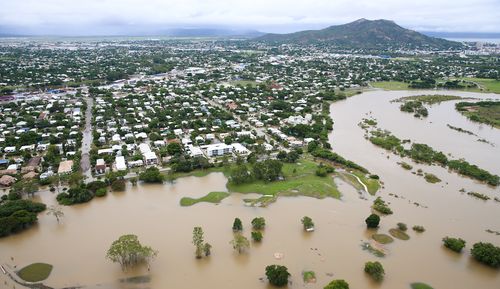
left=368, top=130, right=499, bottom=186
left=311, top=148, right=368, bottom=173
left=230, top=159, right=283, bottom=184
left=0, top=199, right=46, bottom=237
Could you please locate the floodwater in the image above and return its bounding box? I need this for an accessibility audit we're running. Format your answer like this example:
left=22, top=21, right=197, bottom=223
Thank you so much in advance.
left=1, top=90, right=500, bottom=289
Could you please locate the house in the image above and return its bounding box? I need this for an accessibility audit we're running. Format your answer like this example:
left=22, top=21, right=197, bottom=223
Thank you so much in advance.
left=143, top=151, right=158, bottom=165
left=115, top=156, right=127, bottom=171
left=58, top=160, right=74, bottom=175
left=95, top=159, right=106, bottom=174
left=204, top=143, right=233, bottom=157
left=232, top=143, right=250, bottom=155
left=188, top=146, right=204, bottom=158
left=4, top=146, right=16, bottom=153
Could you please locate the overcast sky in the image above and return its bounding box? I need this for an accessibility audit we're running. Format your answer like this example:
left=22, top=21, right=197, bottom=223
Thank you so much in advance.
left=0, top=0, right=499, bottom=35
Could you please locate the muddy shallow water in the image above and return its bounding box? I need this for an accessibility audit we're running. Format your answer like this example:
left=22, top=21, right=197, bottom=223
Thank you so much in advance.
left=1, top=89, right=499, bottom=289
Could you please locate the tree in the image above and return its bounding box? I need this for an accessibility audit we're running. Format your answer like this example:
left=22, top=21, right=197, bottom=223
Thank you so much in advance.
left=265, top=265, right=290, bottom=287
left=106, top=234, right=157, bottom=271
left=251, top=217, right=266, bottom=230
left=230, top=233, right=249, bottom=254
left=203, top=243, right=212, bottom=256
left=232, top=217, right=243, bottom=232
left=111, top=179, right=126, bottom=191
left=251, top=231, right=263, bottom=242
left=470, top=242, right=500, bottom=268
left=192, top=227, right=204, bottom=259
left=46, top=205, right=64, bottom=223
left=139, top=167, right=165, bottom=183
left=364, top=261, right=385, bottom=281
left=129, top=177, right=138, bottom=186
left=365, top=214, right=380, bottom=228
left=252, top=159, right=283, bottom=182
left=324, top=279, right=349, bottom=289
left=302, top=216, right=314, bottom=231
left=166, top=142, right=183, bottom=155
left=230, top=165, right=251, bottom=184
left=442, top=237, right=466, bottom=253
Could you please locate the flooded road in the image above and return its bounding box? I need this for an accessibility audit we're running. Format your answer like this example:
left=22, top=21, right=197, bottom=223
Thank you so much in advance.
left=1, top=90, right=499, bottom=289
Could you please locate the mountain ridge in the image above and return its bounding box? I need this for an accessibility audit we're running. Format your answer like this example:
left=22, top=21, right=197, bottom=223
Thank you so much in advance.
left=257, top=19, right=463, bottom=49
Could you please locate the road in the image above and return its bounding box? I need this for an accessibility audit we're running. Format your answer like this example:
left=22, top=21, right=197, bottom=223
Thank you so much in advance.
left=80, top=97, right=94, bottom=183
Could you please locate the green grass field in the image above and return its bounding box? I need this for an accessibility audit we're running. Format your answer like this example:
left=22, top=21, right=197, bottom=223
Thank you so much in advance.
left=372, top=234, right=394, bottom=244
left=410, top=282, right=434, bottom=289
left=371, top=81, right=410, bottom=90
left=17, top=263, right=53, bottom=282
left=395, top=94, right=464, bottom=104
left=389, top=228, right=410, bottom=240
left=462, top=78, right=500, bottom=94
left=180, top=191, right=230, bottom=206
left=227, top=158, right=341, bottom=199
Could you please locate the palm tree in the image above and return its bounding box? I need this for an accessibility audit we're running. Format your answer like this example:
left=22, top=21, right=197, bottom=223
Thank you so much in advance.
left=46, top=205, right=64, bottom=223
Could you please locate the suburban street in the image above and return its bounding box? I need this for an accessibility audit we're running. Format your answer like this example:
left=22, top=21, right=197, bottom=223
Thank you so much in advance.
left=80, top=97, right=93, bottom=183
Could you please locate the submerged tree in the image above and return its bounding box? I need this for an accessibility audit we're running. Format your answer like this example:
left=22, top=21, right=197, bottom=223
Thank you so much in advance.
left=106, top=234, right=158, bottom=271
left=232, top=217, right=243, bottom=232
left=203, top=243, right=212, bottom=256
left=46, top=205, right=64, bottom=223
left=192, top=227, right=205, bottom=259
left=230, top=233, right=250, bottom=254
left=265, top=265, right=290, bottom=287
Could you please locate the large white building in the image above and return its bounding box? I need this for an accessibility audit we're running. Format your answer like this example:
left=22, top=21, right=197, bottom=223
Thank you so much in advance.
left=203, top=143, right=233, bottom=157
left=115, top=156, right=127, bottom=171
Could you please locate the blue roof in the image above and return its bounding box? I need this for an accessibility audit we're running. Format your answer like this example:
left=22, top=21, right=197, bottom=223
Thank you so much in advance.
left=0, top=159, right=9, bottom=165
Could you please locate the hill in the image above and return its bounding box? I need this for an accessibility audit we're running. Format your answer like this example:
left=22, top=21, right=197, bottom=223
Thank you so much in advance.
left=257, top=19, right=463, bottom=49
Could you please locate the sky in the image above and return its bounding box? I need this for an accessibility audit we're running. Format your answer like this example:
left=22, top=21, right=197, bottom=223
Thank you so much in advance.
left=0, top=0, right=499, bottom=35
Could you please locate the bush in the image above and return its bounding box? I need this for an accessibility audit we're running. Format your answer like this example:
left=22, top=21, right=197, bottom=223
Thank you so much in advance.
left=470, top=242, right=500, bottom=268
left=372, top=197, right=392, bottom=215
left=365, top=214, right=380, bottom=228
left=301, top=216, right=314, bottom=230
left=56, top=186, right=93, bottom=206
left=111, top=179, right=126, bottom=191
left=324, top=279, right=349, bottom=289
left=251, top=217, right=266, bottom=230
left=412, top=225, right=425, bottom=233
left=265, top=265, right=290, bottom=287
left=86, top=180, right=107, bottom=193
left=442, top=237, right=466, bottom=253
left=232, top=217, right=243, bottom=232
left=251, top=231, right=263, bottom=242
left=364, top=261, right=385, bottom=281
left=397, top=222, right=407, bottom=231
left=95, top=188, right=107, bottom=197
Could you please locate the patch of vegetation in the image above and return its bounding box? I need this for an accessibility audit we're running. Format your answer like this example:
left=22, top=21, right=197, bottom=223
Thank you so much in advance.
left=371, top=81, right=410, bottom=90
left=424, top=173, right=441, bottom=184
left=442, top=237, right=466, bottom=253
left=400, top=101, right=429, bottom=117
left=243, top=195, right=277, bottom=207
left=412, top=225, right=425, bottom=233
left=302, top=271, right=316, bottom=283
left=372, top=197, right=393, bottom=215
left=265, top=265, right=290, bottom=287
left=396, top=94, right=463, bottom=104
left=461, top=78, right=500, bottom=94
left=398, top=162, right=413, bottom=170
left=411, top=282, right=435, bottom=289
left=364, top=261, right=385, bottom=281
left=17, top=263, right=53, bottom=282
left=456, top=101, right=500, bottom=128
left=251, top=217, right=266, bottom=230
left=311, top=148, right=368, bottom=173
left=389, top=228, right=410, bottom=240
left=365, top=214, right=380, bottom=228
left=251, top=231, right=263, bottom=242
left=228, top=158, right=341, bottom=199
left=180, top=191, right=230, bottom=206
left=470, top=242, right=500, bottom=268
left=0, top=200, right=46, bottom=237
left=397, top=222, right=408, bottom=231
left=324, top=279, right=350, bottom=289
left=447, top=124, right=476, bottom=136
left=372, top=234, right=394, bottom=244
left=353, top=171, right=380, bottom=195
left=467, top=191, right=490, bottom=201
left=361, top=242, right=386, bottom=257
left=139, top=167, right=166, bottom=183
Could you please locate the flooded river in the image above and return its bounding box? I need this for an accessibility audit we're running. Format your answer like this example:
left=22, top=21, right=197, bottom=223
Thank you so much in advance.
left=1, top=90, right=499, bottom=289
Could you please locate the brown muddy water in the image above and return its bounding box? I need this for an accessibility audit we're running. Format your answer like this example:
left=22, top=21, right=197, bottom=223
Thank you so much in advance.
left=1, top=90, right=500, bottom=289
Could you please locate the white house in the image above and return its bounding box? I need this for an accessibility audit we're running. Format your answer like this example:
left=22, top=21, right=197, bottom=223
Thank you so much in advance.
left=115, top=156, right=127, bottom=171
left=204, top=143, right=233, bottom=157
left=231, top=143, right=250, bottom=155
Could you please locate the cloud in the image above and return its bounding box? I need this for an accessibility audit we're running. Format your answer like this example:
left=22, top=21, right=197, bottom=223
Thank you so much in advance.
left=0, top=0, right=498, bottom=35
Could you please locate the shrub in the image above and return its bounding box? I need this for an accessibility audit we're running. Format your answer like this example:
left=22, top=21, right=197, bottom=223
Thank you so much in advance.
left=301, top=216, right=314, bottom=230
left=95, top=188, right=107, bottom=197
left=232, top=217, right=243, bottom=232
left=251, top=231, right=263, bottom=242
left=442, top=237, right=466, bottom=253
left=364, top=261, right=385, bottom=281
left=412, top=225, right=425, bottom=233
left=397, top=222, right=407, bottom=231
left=265, top=265, right=290, bottom=287
left=324, top=279, right=349, bottom=289
left=111, top=179, right=126, bottom=191
left=372, top=197, right=392, bottom=215
left=470, top=242, right=500, bottom=268
left=365, top=214, right=380, bottom=228
left=251, top=217, right=266, bottom=230
left=139, top=167, right=165, bottom=183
